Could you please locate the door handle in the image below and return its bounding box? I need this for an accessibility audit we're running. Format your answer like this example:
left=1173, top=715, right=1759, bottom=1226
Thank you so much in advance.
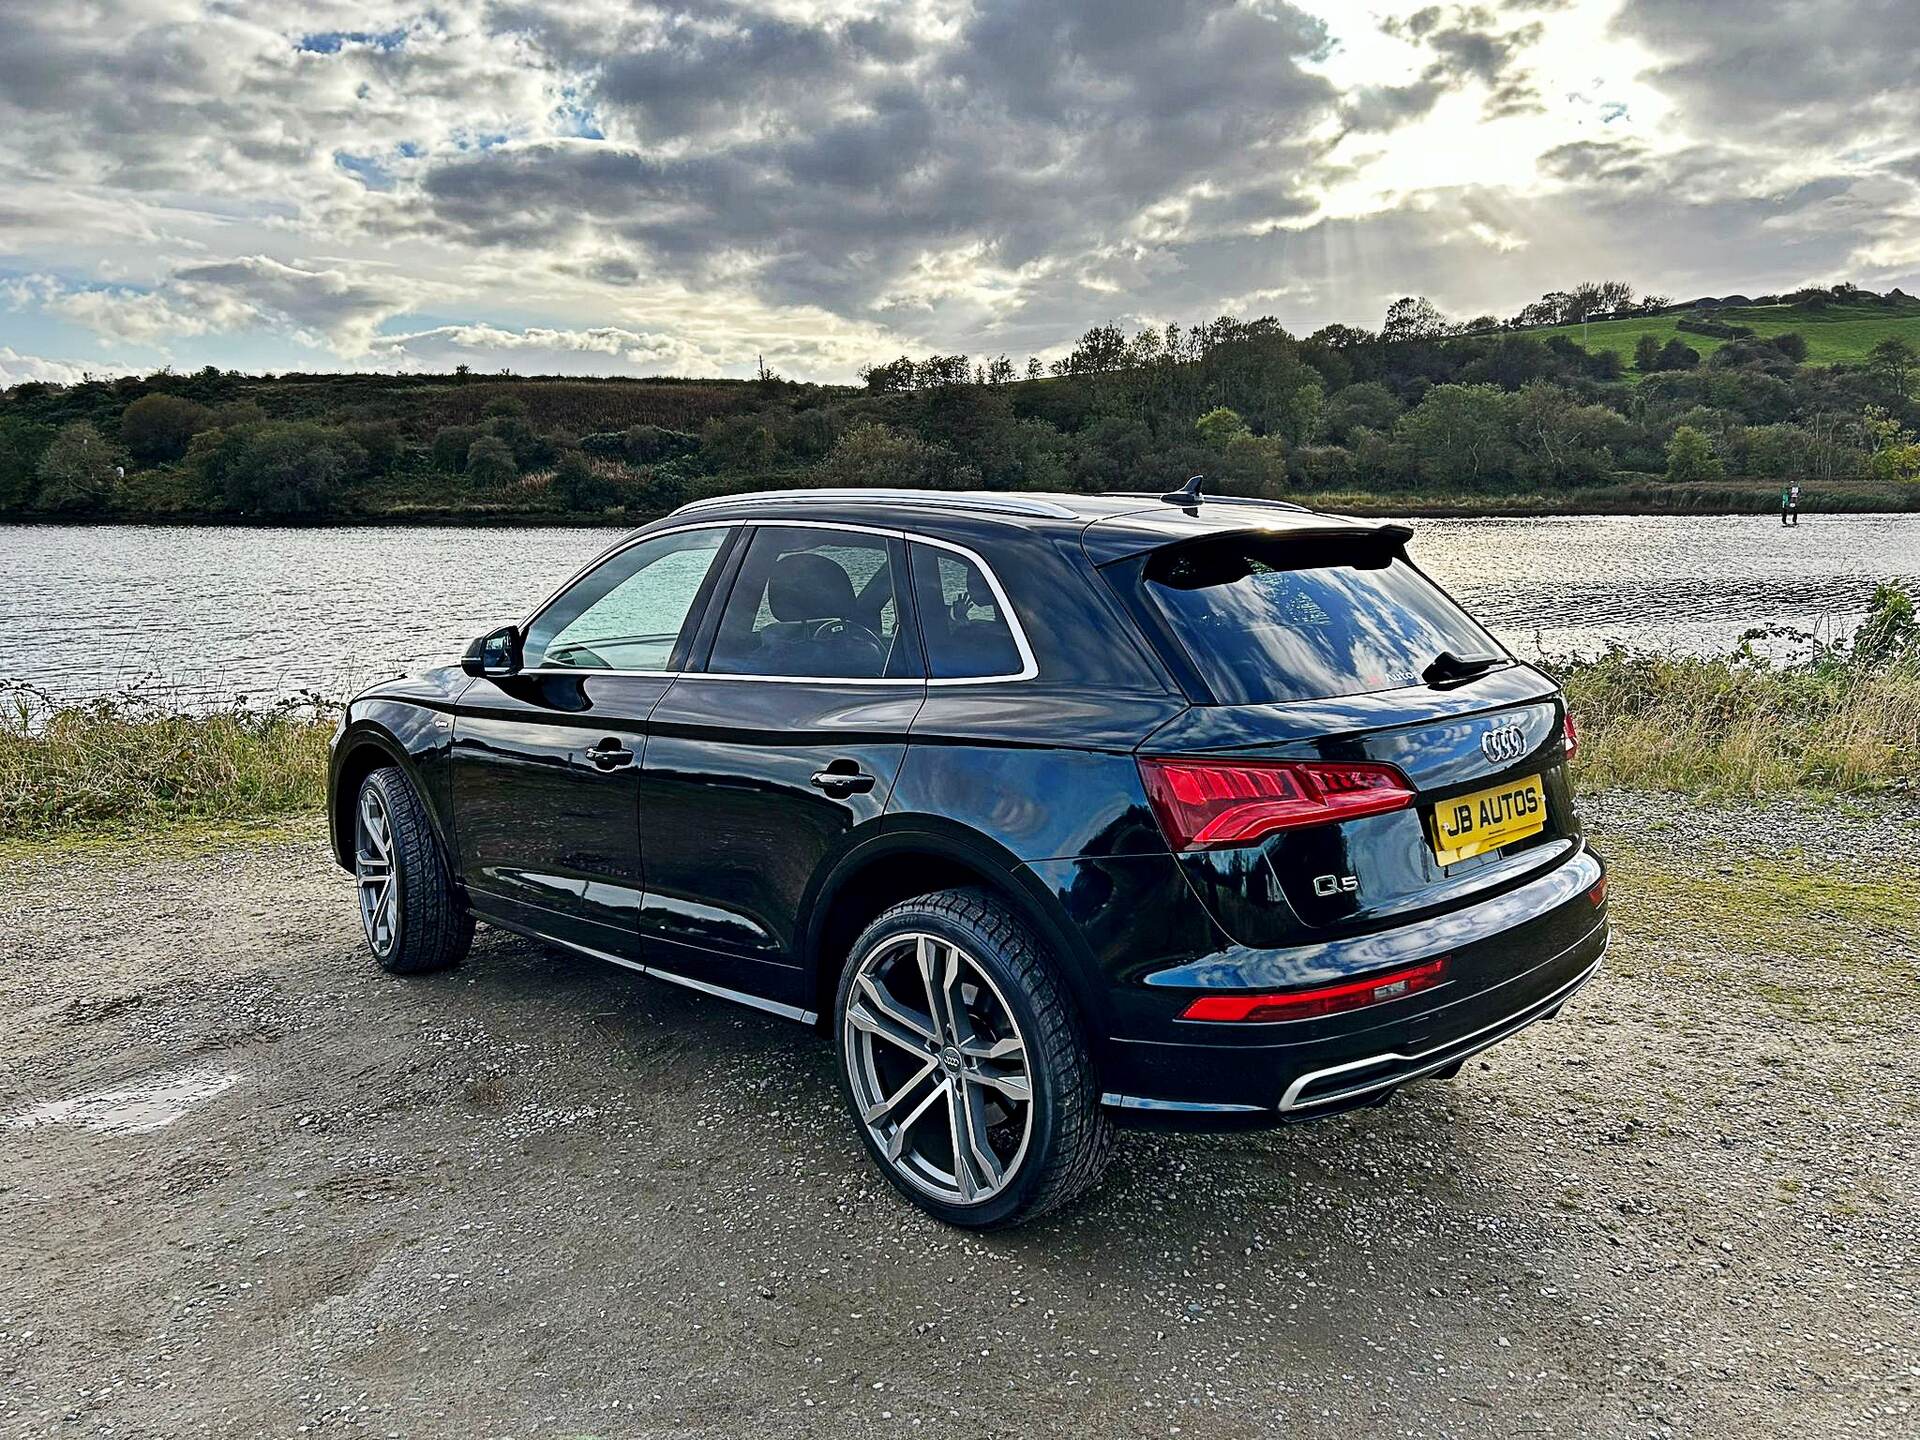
left=585, top=739, right=635, bottom=770
left=811, top=763, right=875, bottom=796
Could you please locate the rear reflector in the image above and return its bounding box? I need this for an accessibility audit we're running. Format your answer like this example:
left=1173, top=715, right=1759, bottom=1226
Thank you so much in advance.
left=1139, top=755, right=1414, bottom=851
left=1181, top=957, right=1449, bottom=1023
left=1588, top=874, right=1608, bottom=907
left=1562, top=710, right=1579, bottom=761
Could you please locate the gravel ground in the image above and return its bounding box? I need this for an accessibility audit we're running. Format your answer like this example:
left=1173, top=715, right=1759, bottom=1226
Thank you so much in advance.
left=1, top=795, right=1916, bottom=1439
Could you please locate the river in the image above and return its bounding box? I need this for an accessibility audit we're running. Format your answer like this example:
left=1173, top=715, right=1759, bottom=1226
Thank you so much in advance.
left=5, top=513, right=1917, bottom=705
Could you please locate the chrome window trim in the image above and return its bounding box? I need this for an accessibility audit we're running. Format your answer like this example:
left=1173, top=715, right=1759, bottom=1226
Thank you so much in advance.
left=513, top=516, right=1039, bottom=687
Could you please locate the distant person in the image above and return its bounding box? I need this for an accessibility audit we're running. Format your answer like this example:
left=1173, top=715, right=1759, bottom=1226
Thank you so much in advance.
left=1781, top=485, right=1798, bottom=526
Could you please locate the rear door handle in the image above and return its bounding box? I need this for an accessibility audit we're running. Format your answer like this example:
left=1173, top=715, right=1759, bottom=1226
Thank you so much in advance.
left=811, top=764, right=875, bottom=796
left=585, top=739, right=635, bottom=770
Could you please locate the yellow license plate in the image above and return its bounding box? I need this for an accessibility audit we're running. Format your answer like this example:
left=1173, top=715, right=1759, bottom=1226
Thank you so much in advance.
left=1429, top=774, right=1546, bottom=866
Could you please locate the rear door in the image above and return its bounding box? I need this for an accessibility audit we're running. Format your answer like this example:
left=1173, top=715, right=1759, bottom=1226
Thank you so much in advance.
left=450, top=524, right=736, bottom=958
left=1107, top=527, right=1578, bottom=948
left=637, top=523, right=925, bottom=1010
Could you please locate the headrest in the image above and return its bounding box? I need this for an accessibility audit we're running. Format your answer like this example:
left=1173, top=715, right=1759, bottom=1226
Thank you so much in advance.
left=767, top=552, right=856, bottom=622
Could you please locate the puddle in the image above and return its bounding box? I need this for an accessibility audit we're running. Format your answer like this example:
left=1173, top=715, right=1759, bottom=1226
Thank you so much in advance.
left=2, top=1068, right=242, bottom=1136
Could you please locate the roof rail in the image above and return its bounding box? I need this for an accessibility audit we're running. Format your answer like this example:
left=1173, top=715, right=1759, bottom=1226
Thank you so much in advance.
left=1101, top=490, right=1312, bottom=514
left=671, top=488, right=1082, bottom=520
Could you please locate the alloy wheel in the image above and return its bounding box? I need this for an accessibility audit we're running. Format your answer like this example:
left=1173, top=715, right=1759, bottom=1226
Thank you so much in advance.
left=843, top=932, right=1034, bottom=1204
left=355, top=784, right=398, bottom=957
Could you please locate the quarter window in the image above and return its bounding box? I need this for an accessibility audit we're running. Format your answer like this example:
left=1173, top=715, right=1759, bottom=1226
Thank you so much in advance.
left=523, top=528, right=727, bottom=671
left=707, top=526, right=916, bottom=680
left=909, top=544, right=1026, bottom=680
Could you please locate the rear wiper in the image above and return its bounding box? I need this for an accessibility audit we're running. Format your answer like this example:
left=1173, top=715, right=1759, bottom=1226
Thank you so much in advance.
left=1422, top=650, right=1509, bottom=688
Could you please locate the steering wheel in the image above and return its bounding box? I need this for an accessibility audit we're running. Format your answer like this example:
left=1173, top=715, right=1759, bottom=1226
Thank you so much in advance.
left=804, top=619, right=888, bottom=673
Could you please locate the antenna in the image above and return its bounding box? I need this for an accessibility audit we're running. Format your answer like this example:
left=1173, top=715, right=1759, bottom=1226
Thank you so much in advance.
left=1159, top=474, right=1205, bottom=506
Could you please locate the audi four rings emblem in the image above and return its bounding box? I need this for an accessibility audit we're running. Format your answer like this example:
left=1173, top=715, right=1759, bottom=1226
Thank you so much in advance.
left=1480, top=723, right=1527, bottom=764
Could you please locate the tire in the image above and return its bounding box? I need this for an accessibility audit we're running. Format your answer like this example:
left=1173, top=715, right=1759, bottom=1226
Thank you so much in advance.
left=833, top=886, right=1113, bottom=1229
left=351, top=766, right=473, bottom=976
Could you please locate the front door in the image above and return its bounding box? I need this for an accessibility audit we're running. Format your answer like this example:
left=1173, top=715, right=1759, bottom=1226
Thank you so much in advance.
left=639, top=524, right=925, bottom=1010
left=451, top=524, right=736, bottom=957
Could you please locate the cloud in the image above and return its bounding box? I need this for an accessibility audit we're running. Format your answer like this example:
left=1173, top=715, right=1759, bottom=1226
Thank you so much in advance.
left=170, top=256, right=416, bottom=353
left=369, top=322, right=719, bottom=375
left=0, top=347, right=142, bottom=388
left=0, top=1, right=1915, bottom=380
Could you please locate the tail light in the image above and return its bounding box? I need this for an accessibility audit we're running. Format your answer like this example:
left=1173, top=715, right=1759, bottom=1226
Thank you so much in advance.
left=1138, top=756, right=1414, bottom=851
left=1562, top=710, right=1578, bottom=761
left=1182, top=957, right=1449, bottom=1022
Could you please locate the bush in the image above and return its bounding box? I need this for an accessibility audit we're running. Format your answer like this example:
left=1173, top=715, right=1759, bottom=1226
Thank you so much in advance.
left=120, top=393, right=213, bottom=464
left=464, top=434, right=518, bottom=486
left=0, top=416, right=53, bottom=510
left=551, top=450, right=625, bottom=510
left=813, top=422, right=979, bottom=490
left=701, top=414, right=779, bottom=472
left=34, top=422, right=121, bottom=512
left=215, top=422, right=365, bottom=515
left=430, top=424, right=483, bottom=473
left=1664, top=425, right=1723, bottom=482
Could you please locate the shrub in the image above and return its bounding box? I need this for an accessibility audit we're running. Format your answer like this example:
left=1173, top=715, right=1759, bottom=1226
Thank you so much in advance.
left=120, top=393, right=213, bottom=464
left=430, top=424, right=483, bottom=472
left=464, top=434, right=518, bottom=486
left=216, top=422, right=365, bottom=515
left=701, top=414, right=779, bottom=472
left=551, top=450, right=625, bottom=510
left=813, top=422, right=979, bottom=490
left=35, top=422, right=121, bottom=512
left=0, top=416, right=53, bottom=509
left=1664, top=425, right=1723, bottom=482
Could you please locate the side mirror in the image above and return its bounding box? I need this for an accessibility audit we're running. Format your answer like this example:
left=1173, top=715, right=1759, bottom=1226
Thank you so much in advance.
left=461, top=624, right=523, bottom=678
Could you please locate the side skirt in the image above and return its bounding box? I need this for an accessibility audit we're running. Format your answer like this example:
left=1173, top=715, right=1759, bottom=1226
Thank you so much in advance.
left=474, top=911, right=820, bottom=1026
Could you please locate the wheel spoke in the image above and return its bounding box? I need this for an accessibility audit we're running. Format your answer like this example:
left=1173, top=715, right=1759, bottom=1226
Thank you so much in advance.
left=966, top=1065, right=1031, bottom=1104
left=848, top=974, right=937, bottom=1055
left=917, top=937, right=960, bottom=1043
left=861, top=1055, right=940, bottom=1127
left=886, top=1077, right=950, bottom=1162
left=946, top=1074, right=1005, bottom=1200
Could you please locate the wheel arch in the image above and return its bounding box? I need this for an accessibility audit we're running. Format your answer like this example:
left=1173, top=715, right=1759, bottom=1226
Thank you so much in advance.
left=329, top=723, right=449, bottom=872
left=801, top=822, right=1113, bottom=1060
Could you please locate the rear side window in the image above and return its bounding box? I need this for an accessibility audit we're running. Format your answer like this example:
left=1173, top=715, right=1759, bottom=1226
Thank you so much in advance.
left=909, top=544, right=1028, bottom=680
left=1141, top=535, right=1501, bottom=704
left=707, top=525, right=917, bottom=679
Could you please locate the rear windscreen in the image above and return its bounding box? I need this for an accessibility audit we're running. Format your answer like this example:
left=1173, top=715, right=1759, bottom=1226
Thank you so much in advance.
left=1140, top=535, right=1503, bottom=704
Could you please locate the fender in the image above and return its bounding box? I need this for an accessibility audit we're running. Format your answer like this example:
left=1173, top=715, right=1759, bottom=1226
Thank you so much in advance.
left=327, top=707, right=457, bottom=872
left=800, top=816, right=1117, bottom=1045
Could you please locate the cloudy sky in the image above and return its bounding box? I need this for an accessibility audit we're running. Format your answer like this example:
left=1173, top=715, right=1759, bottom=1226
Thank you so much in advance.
left=1, top=0, right=1916, bottom=386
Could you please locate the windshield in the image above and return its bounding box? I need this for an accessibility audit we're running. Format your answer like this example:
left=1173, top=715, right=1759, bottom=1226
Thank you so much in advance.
left=1140, top=534, right=1504, bottom=705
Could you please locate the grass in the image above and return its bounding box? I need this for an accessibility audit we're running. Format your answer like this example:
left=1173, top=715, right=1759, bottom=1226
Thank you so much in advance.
left=5, top=591, right=1916, bottom=844
left=0, top=682, right=335, bottom=843
left=1528, top=300, right=1920, bottom=374
left=1554, top=616, right=1920, bottom=796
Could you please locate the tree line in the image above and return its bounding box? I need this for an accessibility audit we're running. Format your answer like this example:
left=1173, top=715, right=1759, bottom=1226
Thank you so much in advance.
left=3, top=281, right=1919, bottom=520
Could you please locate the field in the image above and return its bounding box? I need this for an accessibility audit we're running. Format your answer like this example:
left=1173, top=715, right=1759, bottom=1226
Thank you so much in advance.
left=1528, top=299, right=1920, bottom=371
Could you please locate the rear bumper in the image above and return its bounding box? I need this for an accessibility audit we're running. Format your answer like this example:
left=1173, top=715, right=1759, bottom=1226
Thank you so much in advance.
left=1058, top=844, right=1608, bottom=1127
left=1276, top=933, right=1601, bottom=1113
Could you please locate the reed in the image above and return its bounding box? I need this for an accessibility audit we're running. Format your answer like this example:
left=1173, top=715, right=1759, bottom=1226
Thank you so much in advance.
left=0, top=681, right=336, bottom=840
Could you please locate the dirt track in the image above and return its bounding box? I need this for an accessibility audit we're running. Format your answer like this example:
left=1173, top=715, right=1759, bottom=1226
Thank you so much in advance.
left=2, top=793, right=1916, bottom=1439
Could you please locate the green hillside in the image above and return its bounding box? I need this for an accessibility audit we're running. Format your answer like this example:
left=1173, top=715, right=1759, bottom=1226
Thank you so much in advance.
left=1529, top=299, right=1920, bottom=371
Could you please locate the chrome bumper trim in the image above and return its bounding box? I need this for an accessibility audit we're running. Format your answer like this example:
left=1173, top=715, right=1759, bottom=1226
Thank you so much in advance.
left=1278, top=930, right=1607, bottom=1114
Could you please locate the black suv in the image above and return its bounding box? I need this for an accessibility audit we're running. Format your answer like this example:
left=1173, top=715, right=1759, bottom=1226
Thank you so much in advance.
left=328, top=487, right=1608, bottom=1228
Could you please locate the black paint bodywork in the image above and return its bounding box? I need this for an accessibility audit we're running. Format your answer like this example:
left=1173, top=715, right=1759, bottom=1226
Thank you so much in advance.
left=328, top=492, right=1608, bottom=1125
